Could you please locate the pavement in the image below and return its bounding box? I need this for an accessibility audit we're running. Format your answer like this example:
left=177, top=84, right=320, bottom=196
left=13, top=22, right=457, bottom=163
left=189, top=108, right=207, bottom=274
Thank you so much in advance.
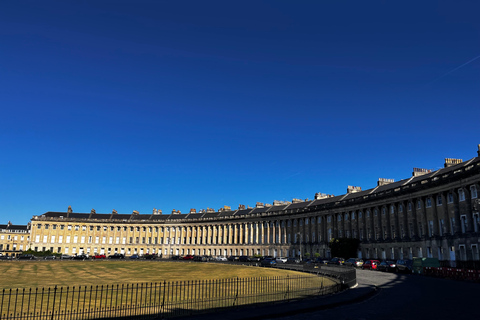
left=176, top=276, right=378, bottom=320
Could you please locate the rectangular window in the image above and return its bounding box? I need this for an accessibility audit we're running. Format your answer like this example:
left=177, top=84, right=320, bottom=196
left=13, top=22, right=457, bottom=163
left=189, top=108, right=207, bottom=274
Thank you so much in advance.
left=67, top=225, right=72, bottom=231
left=109, top=237, right=113, bottom=244
left=459, top=189, right=466, bottom=202
left=460, top=215, right=467, bottom=233
left=116, top=237, right=120, bottom=244
left=122, top=237, right=126, bottom=244
left=471, top=185, right=478, bottom=199
left=81, top=236, right=85, bottom=244
left=439, top=219, right=444, bottom=236
left=73, top=236, right=78, bottom=243
left=450, top=217, right=456, bottom=234
left=472, top=245, right=479, bottom=260
left=448, top=193, right=454, bottom=203
left=102, top=236, right=106, bottom=244
left=75, top=225, right=79, bottom=231
left=51, top=236, right=55, bottom=243
left=82, top=226, right=86, bottom=231
left=43, top=235, right=48, bottom=243
left=426, top=198, right=432, bottom=208
left=88, top=236, right=92, bottom=243
left=95, top=236, right=99, bottom=244
left=59, top=235, right=63, bottom=243
left=66, top=236, right=71, bottom=243
left=437, top=195, right=442, bottom=206
left=473, top=213, right=479, bottom=233
left=428, top=221, right=434, bottom=237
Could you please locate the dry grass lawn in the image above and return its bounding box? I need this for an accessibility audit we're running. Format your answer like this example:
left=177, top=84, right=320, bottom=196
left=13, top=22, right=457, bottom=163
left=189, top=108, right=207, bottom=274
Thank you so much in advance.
left=0, top=260, right=329, bottom=289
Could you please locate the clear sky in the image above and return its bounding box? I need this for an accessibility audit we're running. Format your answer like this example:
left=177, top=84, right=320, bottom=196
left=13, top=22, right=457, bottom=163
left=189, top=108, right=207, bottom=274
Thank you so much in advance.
left=1, top=1, right=479, bottom=224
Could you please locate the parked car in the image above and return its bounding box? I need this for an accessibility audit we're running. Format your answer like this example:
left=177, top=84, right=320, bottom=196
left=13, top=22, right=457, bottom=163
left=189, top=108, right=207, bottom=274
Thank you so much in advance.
left=17, top=254, right=36, bottom=260
left=327, top=257, right=345, bottom=265
left=377, top=260, right=397, bottom=272
left=238, top=256, right=250, bottom=262
left=227, top=256, right=240, bottom=261
left=248, top=256, right=261, bottom=262
left=72, top=254, right=89, bottom=260
left=194, top=255, right=208, bottom=262
left=260, top=258, right=277, bottom=267
left=61, top=254, right=72, bottom=260
left=396, top=259, right=413, bottom=273
left=345, top=258, right=364, bottom=268
left=108, top=253, right=125, bottom=259
left=129, top=254, right=141, bottom=260
left=315, top=257, right=330, bottom=264
left=0, top=255, right=12, bottom=260
left=215, top=256, right=228, bottom=261
left=276, top=257, right=288, bottom=263
left=44, top=255, right=57, bottom=260
left=92, top=254, right=106, bottom=259
left=182, top=255, right=194, bottom=260
left=287, top=257, right=301, bottom=264
left=362, top=259, right=380, bottom=270
left=143, top=254, right=156, bottom=260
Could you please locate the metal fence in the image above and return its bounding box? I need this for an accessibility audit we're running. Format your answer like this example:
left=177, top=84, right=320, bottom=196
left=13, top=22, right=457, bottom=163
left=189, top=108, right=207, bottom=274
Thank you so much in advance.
left=0, top=273, right=341, bottom=320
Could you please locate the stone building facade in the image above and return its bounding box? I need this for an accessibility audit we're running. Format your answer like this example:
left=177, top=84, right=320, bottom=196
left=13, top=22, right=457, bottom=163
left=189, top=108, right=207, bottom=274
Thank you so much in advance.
left=5, top=145, right=480, bottom=265
left=0, top=222, right=30, bottom=257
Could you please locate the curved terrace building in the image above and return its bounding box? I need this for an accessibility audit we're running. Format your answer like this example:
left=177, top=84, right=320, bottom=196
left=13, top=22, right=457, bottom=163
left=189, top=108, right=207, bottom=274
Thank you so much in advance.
left=22, top=145, right=480, bottom=265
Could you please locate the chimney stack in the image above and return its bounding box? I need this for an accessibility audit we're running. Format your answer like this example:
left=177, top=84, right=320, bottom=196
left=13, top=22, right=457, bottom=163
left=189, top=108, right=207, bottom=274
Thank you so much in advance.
left=347, top=186, right=362, bottom=193
left=444, top=158, right=463, bottom=167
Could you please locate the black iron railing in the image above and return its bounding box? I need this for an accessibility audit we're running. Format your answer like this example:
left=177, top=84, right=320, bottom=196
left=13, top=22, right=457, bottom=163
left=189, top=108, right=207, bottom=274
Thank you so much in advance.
left=0, top=273, right=341, bottom=320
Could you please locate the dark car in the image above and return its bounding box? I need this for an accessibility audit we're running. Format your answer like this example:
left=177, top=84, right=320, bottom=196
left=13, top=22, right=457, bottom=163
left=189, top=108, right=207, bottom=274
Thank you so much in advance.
left=248, top=256, right=261, bottom=262
left=193, top=255, right=207, bottom=262
left=362, top=259, right=381, bottom=270
left=108, top=253, right=125, bottom=259
left=344, top=258, right=364, bottom=268
left=377, top=260, right=397, bottom=272
left=44, top=255, right=57, bottom=260
left=171, top=255, right=182, bottom=260
left=129, top=254, right=141, bottom=260
left=396, top=259, right=413, bottom=273
left=260, top=258, right=277, bottom=267
left=238, top=256, right=250, bottom=262
left=182, top=255, right=194, bottom=260
left=287, top=257, right=301, bottom=264
left=327, top=257, right=345, bottom=265
left=17, top=254, right=37, bottom=260
left=0, top=255, right=12, bottom=260
left=315, top=257, right=330, bottom=264
left=143, top=254, right=156, bottom=260
left=72, top=254, right=89, bottom=260
left=227, top=256, right=240, bottom=261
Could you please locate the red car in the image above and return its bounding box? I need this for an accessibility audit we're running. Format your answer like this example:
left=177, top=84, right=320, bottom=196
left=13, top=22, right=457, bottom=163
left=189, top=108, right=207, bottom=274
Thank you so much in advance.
left=92, top=254, right=106, bottom=259
left=362, top=259, right=380, bottom=270
left=182, top=255, right=194, bottom=260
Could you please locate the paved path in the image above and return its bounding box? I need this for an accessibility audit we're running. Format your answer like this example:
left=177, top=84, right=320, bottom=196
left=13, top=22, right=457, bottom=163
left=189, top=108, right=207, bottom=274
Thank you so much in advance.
left=279, top=269, right=479, bottom=320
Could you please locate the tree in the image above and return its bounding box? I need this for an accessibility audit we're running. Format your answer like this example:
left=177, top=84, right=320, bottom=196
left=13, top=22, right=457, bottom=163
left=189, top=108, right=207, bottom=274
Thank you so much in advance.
left=329, top=238, right=360, bottom=258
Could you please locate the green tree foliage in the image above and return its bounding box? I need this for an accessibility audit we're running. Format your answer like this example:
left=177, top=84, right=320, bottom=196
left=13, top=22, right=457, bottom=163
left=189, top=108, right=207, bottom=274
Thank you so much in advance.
left=329, top=238, right=360, bottom=258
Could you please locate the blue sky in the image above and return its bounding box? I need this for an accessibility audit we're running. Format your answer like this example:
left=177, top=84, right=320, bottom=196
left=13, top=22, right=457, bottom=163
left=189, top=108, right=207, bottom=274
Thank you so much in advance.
left=1, top=1, right=479, bottom=224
